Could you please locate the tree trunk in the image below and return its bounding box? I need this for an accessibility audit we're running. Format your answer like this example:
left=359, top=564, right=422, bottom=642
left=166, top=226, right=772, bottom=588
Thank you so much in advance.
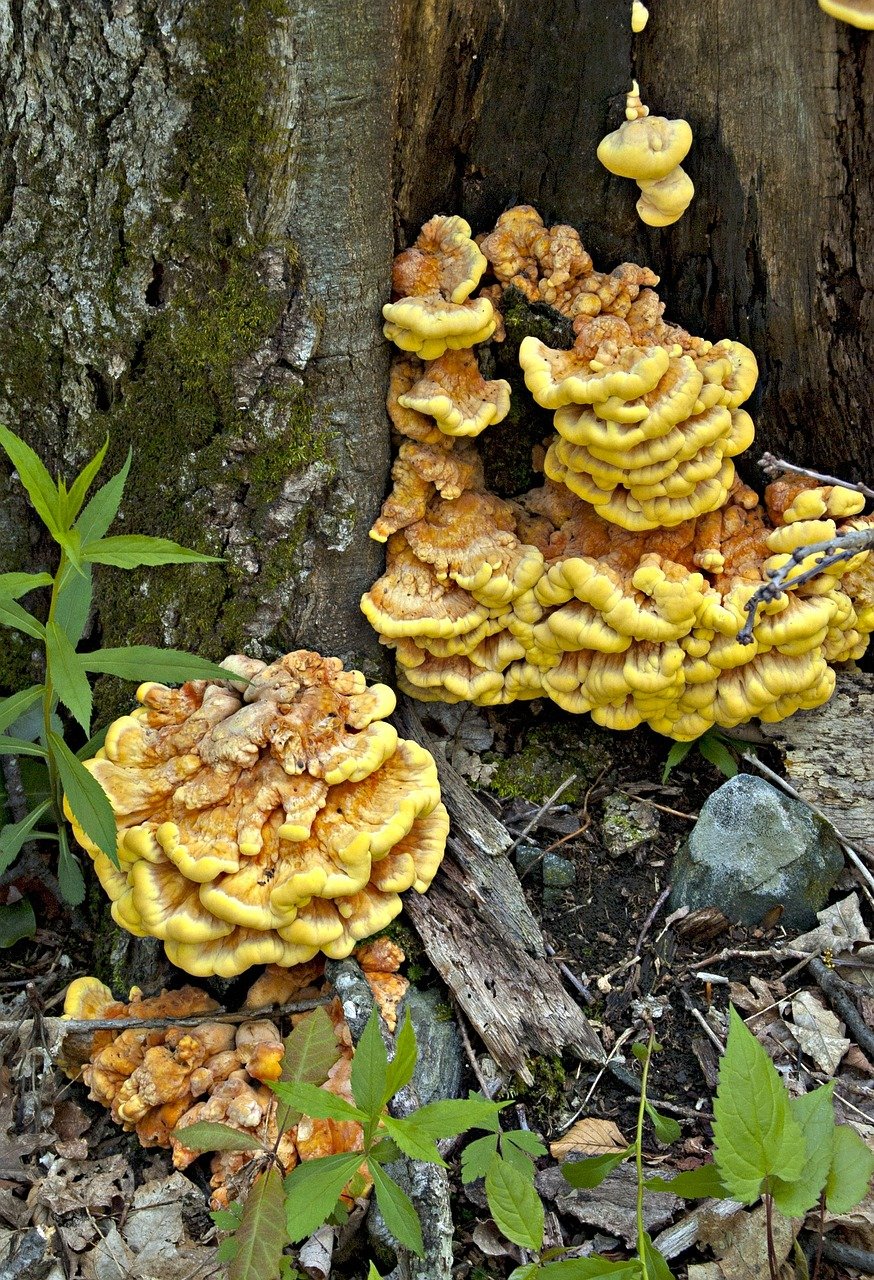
left=1, top=1, right=870, bottom=685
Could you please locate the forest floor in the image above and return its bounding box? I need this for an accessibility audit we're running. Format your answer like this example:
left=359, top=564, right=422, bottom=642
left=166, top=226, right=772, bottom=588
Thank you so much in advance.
left=1, top=702, right=872, bottom=1280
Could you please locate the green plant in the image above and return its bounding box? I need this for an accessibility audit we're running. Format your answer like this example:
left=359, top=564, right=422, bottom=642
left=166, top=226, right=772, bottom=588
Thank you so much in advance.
left=661, top=726, right=745, bottom=784
left=0, top=425, right=231, bottom=941
left=178, top=1005, right=506, bottom=1279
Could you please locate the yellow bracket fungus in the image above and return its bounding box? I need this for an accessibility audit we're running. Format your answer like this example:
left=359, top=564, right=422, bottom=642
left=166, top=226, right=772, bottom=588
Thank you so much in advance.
left=67, top=652, right=447, bottom=977
left=597, top=83, right=694, bottom=227
left=818, top=0, right=874, bottom=27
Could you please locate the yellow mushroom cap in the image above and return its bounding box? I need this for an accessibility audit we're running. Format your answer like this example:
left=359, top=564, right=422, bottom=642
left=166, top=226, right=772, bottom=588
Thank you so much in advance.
left=391, top=214, right=487, bottom=304
left=383, top=296, right=496, bottom=362
left=397, top=349, right=511, bottom=438
left=636, top=166, right=695, bottom=227
left=818, top=0, right=874, bottom=27
left=597, top=116, right=693, bottom=182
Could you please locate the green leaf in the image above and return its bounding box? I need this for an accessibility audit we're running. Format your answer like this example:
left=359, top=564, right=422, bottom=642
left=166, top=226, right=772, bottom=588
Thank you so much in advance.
left=54, top=568, right=93, bottom=646
left=0, top=423, right=66, bottom=543
left=825, top=1123, right=874, bottom=1213
left=81, top=647, right=235, bottom=684
left=712, top=1007, right=806, bottom=1203
left=539, top=1262, right=642, bottom=1279
left=504, top=1129, right=548, bottom=1158
left=0, top=572, right=54, bottom=600
left=406, top=1095, right=507, bottom=1141
left=645, top=1102, right=682, bottom=1146
left=507, top=1266, right=541, bottom=1280
left=58, top=827, right=86, bottom=906
left=699, top=734, right=738, bottom=779
left=46, top=621, right=92, bottom=734
left=171, top=1120, right=268, bottom=1153
left=367, top=1266, right=385, bottom=1280
left=631, top=1042, right=650, bottom=1064
left=380, top=1115, right=446, bottom=1167
left=270, top=1080, right=367, bottom=1125
left=370, top=1161, right=424, bottom=1257
left=561, top=1149, right=633, bottom=1190
left=216, top=1238, right=237, bottom=1263
left=49, top=730, right=119, bottom=864
left=384, top=1009, right=417, bottom=1099
left=461, top=1134, right=500, bottom=1183
left=77, top=725, right=109, bottom=761
left=74, top=451, right=131, bottom=544
left=500, top=1141, right=537, bottom=1179
left=0, top=800, right=53, bottom=873
left=82, top=534, right=222, bottom=568
left=485, top=1155, right=544, bottom=1252
left=645, top=1164, right=730, bottom=1199
left=64, top=438, right=109, bottom=524
left=0, top=686, right=44, bottom=735
left=0, top=598, right=46, bottom=640
left=228, top=1166, right=286, bottom=1280
left=284, top=1153, right=363, bottom=1242
left=0, top=735, right=49, bottom=758
left=641, top=1231, right=676, bottom=1280
left=351, top=1008, right=389, bottom=1117
left=0, top=898, right=37, bottom=947
left=210, top=1203, right=244, bottom=1233
left=274, top=1004, right=341, bottom=1134
left=368, top=1136, right=402, bottom=1165
left=661, top=740, right=692, bottom=783
left=770, top=1084, right=836, bottom=1217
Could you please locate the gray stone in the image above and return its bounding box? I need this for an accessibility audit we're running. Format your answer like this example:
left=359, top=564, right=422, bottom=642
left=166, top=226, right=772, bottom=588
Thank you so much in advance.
left=542, top=853, right=576, bottom=888
left=513, top=842, right=543, bottom=880
left=670, top=775, right=844, bottom=929
left=602, top=793, right=660, bottom=859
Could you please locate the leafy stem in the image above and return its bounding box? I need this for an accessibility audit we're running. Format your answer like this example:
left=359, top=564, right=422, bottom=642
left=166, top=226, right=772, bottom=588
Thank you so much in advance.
left=635, top=1035, right=654, bottom=1279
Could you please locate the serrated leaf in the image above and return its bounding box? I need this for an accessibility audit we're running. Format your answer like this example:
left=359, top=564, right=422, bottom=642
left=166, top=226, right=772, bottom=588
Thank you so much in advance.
left=228, top=1166, right=286, bottom=1280
left=0, top=735, right=48, bottom=758
left=485, top=1155, right=544, bottom=1252
left=770, top=1084, right=836, bottom=1217
left=662, top=740, right=692, bottom=783
left=50, top=730, right=119, bottom=864
left=77, top=725, right=109, bottom=760
left=54, top=568, right=93, bottom=646
left=561, top=1148, right=633, bottom=1189
left=368, top=1136, right=402, bottom=1165
left=508, top=1266, right=541, bottom=1280
left=0, top=597, right=46, bottom=640
left=215, top=1238, right=237, bottom=1263
left=274, top=1004, right=341, bottom=1133
left=0, top=898, right=36, bottom=947
left=825, top=1123, right=874, bottom=1213
left=645, top=1163, right=729, bottom=1199
left=74, top=451, right=130, bottom=544
left=500, top=1140, right=537, bottom=1179
left=284, top=1153, right=363, bottom=1242
left=0, top=423, right=66, bottom=542
left=82, top=534, right=222, bottom=568
left=81, top=646, right=236, bottom=684
left=350, top=1008, right=389, bottom=1117
left=504, top=1129, right=548, bottom=1158
left=64, top=438, right=109, bottom=523
left=380, top=1115, right=446, bottom=1166
left=370, top=1161, right=424, bottom=1257
left=0, top=800, right=52, bottom=873
left=210, top=1204, right=244, bottom=1232
left=46, top=621, right=92, bottom=733
left=58, top=826, right=86, bottom=906
left=461, top=1133, right=499, bottom=1183
left=539, top=1261, right=642, bottom=1279
left=645, top=1102, right=682, bottom=1145
left=406, top=1095, right=506, bottom=1141
left=713, top=1007, right=806, bottom=1203
left=0, top=572, right=53, bottom=600
left=384, top=1009, right=417, bottom=1099
left=270, top=1080, right=366, bottom=1125
left=641, top=1231, right=676, bottom=1280
left=699, top=734, right=738, bottom=779
left=0, top=686, right=44, bottom=735
left=171, top=1120, right=267, bottom=1153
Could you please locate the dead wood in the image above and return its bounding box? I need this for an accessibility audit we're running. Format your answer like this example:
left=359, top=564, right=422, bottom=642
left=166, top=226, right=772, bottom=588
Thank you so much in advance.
left=394, top=698, right=604, bottom=1081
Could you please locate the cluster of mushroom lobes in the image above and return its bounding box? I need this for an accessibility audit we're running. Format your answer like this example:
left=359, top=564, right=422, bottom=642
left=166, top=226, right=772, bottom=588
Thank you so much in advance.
left=361, top=207, right=874, bottom=741
left=597, top=83, right=695, bottom=229
left=67, top=652, right=448, bottom=977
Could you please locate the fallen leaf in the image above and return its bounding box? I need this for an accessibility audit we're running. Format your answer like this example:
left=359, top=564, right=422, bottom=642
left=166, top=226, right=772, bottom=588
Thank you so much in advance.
left=792, top=894, right=870, bottom=956
left=472, top=1220, right=524, bottom=1261
left=550, top=1117, right=628, bottom=1160
left=790, top=990, right=850, bottom=1076
left=698, top=1201, right=796, bottom=1280
left=821, top=1186, right=874, bottom=1252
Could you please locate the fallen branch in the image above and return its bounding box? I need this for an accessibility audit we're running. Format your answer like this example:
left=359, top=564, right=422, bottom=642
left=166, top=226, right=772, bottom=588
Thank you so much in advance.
left=758, top=452, right=874, bottom=503
left=808, top=956, right=874, bottom=1063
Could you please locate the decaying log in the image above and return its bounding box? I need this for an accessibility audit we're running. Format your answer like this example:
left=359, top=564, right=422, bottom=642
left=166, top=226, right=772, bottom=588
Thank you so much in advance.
left=394, top=698, right=603, bottom=1081
left=759, top=673, right=874, bottom=854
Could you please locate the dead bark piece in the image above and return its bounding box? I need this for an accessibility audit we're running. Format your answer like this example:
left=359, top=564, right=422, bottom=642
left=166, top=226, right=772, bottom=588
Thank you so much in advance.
left=536, top=1163, right=679, bottom=1245
left=760, top=673, right=874, bottom=853
left=394, top=698, right=603, bottom=1079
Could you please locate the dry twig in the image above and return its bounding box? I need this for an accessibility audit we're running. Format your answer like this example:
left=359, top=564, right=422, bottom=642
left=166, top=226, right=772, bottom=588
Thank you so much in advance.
left=758, top=452, right=874, bottom=502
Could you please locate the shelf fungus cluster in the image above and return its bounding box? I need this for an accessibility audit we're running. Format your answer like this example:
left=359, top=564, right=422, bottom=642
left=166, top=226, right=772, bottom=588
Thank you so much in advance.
left=597, top=82, right=694, bottom=228
left=60, top=956, right=401, bottom=1208
left=67, top=652, right=447, bottom=976
left=363, top=208, right=874, bottom=740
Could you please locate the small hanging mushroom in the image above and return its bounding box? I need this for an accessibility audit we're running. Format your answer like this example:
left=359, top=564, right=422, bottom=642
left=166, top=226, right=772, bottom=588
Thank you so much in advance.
left=631, top=1, right=649, bottom=32
left=597, top=82, right=694, bottom=228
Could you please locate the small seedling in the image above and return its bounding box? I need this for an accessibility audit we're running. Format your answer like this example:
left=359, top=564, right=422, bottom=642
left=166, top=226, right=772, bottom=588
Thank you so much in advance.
left=661, top=727, right=745, bottom=784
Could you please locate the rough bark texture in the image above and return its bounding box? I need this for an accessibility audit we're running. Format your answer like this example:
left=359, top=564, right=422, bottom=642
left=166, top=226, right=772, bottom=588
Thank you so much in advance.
left=395, top=0, right=873, bottom=481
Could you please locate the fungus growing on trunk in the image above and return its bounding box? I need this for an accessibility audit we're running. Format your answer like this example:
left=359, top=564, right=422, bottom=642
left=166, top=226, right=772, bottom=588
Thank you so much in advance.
left=67, top=652, right=447, bottom=976
left=597, top=83, right=695, bottom=227
left=818, top=0, right=874, bottom=27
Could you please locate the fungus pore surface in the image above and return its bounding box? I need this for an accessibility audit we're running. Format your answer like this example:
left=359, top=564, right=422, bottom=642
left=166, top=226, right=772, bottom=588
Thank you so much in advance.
left=363, top=207, right=874, bottom=740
